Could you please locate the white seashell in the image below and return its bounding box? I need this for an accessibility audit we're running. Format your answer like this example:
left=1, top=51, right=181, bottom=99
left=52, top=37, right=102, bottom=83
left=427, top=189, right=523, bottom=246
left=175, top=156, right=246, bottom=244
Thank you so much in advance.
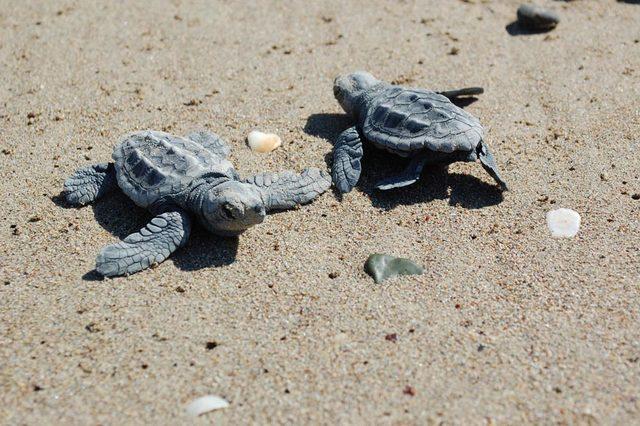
left=247, top=130, right=282, bottom=153
left=546, top=208, right=581, bottom=238
left=185, top=395, right=229, bottom=416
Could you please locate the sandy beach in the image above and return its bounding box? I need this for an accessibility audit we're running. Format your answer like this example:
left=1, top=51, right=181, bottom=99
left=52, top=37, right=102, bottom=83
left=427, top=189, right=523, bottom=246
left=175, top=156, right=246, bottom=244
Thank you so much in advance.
left=1, top=0, right=639, bottom=423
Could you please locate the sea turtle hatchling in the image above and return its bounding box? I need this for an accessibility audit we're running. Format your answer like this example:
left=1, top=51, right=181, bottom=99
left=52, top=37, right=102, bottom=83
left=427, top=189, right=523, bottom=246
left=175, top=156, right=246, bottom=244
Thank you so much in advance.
left=331, top=71, right=507, bottom=193
left=63, top=130, right=331, bottom=277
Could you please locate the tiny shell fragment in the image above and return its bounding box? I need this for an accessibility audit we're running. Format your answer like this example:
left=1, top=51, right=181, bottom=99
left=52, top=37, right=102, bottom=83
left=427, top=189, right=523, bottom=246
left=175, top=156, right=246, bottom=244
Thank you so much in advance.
left=185, top=395, right=229, bottom=416
left=546, top=208, right=580, bottom=238
left=247, top=130, right=282, bottom=153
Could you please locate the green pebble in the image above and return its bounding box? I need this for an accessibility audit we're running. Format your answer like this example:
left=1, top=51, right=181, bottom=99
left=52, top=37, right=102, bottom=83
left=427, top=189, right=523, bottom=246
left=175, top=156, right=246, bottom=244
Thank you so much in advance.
left=364, top=253, right=424, bottom=284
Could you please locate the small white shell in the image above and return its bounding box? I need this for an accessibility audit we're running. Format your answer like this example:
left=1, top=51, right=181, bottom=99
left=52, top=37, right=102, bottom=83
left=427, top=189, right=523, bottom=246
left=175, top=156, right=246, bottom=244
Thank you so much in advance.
left=247, top=130, right=282, bottom=153
left=546, top=208, right=581, bottom=238
left=185, top=395, right=229, bottom=416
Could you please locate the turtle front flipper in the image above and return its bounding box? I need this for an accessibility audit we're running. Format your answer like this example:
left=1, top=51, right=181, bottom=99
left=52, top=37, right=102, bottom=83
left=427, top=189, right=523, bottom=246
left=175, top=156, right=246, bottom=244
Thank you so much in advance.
left=245, top=168, right=331, bottom=211
left=95, top=209, right=191, bottom=277
left=332, top=126, right=364, bottom=193
left=477, top=140, right=508, bottom=190
left=63, top=163, right=117, bottom=206
left=186, top=130, right=231, bottom=158
left=375, top=155, right=428, bottom=191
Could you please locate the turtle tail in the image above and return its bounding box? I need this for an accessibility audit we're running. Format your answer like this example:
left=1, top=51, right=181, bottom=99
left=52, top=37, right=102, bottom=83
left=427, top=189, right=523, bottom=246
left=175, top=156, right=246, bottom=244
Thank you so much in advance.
left=477, top=141, right=508, bottom=191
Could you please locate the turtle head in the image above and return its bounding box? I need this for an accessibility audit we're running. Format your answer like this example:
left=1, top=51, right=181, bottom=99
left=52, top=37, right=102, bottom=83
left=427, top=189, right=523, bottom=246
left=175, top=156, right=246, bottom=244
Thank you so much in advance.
left=333, top=71, right=379, bottom=117
left=201, top=181, right=266, bottom=236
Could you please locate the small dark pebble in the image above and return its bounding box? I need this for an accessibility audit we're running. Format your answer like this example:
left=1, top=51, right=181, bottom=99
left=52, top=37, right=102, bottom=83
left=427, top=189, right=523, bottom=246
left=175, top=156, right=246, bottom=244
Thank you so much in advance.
left=175, top=286, right=185, bottom=293
left=28, top=216, right=42, bottom=222
left=478, top=344, right=486, bottom=352
left=403, top=385, right=416, bottom=396
left=205, top=341, right=218, bottom=350
left=632, top=193, right=640, bottom=200
left=517, top=4, right=560, bottom=31
left=85, top=323, right=100, bottom=333
left=151, top=333, right=167, bottom=342
left=33, top=385, right=43, bottom=392
left=385, top=333, right=398, bottom=342
left=328, top=272, right=340, bottom=279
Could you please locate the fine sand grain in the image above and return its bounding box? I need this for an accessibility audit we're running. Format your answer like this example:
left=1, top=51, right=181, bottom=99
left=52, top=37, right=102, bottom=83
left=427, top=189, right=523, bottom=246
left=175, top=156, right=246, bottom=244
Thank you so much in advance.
left=1, top=0, right=639, bottom=424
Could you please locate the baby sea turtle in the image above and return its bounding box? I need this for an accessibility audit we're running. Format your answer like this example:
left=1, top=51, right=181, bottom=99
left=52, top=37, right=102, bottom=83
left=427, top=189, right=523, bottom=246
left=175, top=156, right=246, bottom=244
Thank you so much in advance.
left=63, top=130, right=330, bottom=277
left=331, top=71, right=507, bottom=193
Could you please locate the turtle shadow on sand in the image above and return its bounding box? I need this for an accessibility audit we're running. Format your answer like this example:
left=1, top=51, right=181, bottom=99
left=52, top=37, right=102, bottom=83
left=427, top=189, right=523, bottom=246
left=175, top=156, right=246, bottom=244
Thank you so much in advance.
left=446, top=96, right=480, bottom=108
left=303, top=113, right=504, bottom=210
left=51, top=191, right=238, bottom=280
left=349, top=147, right=503, bottom=210
left=304, top=113, right=353, bottom=145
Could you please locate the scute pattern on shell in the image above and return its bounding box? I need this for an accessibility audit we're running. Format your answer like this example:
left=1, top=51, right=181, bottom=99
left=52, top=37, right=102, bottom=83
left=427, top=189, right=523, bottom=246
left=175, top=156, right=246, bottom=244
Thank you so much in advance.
left=361, top=87, right=484, bottom=156
left=113, top=130, right=234, bottom=208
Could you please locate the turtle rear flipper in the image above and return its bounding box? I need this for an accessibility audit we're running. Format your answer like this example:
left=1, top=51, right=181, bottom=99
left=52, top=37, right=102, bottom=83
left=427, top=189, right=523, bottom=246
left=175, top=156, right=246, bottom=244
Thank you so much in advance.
left=375, top=155, right=427, bottom=191
left=95, top=209, right=191, bottom=277
left=437, top=87, right=484, bottom=100
left=64, top=163, right=117, bottom=206
left=477, top=141, right=508, bottom=190
left=246, top=168, right=331, bottom=211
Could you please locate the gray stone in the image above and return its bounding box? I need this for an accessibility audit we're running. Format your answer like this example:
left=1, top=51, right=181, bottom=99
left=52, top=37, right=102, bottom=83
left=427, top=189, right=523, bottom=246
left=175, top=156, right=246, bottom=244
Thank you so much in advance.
left=517, top=4, right=560, bottom=31
left=364, top=253, right=424, bottom=284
